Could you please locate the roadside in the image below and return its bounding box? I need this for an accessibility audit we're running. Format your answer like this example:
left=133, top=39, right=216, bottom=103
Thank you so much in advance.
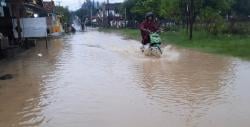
left=99, top=28, right=250, bottom=60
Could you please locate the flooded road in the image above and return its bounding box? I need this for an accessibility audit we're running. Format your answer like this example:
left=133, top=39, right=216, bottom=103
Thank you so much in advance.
left=1, top=30, right=250, bottom=127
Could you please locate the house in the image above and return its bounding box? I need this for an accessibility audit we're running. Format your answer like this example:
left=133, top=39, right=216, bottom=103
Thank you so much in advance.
left=105, top=3, right=122, bottom=19
left=97, top=3, right=125, bottom=28
left=0, top=0, right=47, bottom=45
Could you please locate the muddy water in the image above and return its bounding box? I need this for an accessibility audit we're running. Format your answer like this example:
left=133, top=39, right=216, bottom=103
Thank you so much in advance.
left=0, top=30, right=250, bottom=127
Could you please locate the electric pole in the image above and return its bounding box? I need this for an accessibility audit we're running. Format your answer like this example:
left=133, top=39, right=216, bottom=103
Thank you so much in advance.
left=107, top=0, right=110, bottom=27
left=57, top=0, right=62, bottom=7
left=125, top=7, right=127, bottom=27
left=90, top=1, right=93, bottom=27
left=189, top=0, right=193, bottom=40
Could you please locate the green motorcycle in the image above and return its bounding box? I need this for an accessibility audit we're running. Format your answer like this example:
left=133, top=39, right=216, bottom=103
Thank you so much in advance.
left=143, top=32, right=162, bottom=57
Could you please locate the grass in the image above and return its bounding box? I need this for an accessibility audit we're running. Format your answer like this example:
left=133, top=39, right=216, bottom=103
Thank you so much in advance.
left=99, top=28, right=250, bottom=60
left=99, top=28, right=139, bottom=40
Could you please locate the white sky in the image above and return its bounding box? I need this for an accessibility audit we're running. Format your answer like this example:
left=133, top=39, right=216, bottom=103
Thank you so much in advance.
left=44, top=0, right=124, bottom=10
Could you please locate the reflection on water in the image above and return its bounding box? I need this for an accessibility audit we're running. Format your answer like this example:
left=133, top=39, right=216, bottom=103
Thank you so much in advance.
left=0, top=30, right=250, bottom=127
left=135, top=50, right=235, bottom=126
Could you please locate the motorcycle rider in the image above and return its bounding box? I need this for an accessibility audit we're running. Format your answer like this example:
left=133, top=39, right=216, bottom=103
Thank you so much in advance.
left=139, top=12, right=160, bottom=51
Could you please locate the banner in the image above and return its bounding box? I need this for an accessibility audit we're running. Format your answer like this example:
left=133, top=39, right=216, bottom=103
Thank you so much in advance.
left=13, top=17, right=48, bottom=38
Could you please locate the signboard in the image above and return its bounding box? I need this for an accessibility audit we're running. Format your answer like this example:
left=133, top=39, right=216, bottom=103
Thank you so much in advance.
left=13, top=17, right=48, bottom=38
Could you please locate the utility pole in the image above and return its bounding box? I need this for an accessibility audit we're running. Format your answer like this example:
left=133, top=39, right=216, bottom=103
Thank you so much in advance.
left=16, top=3, right=22, bottom=43
left=186, top=1, right=189, bottom=33
left=56, top=0, right=62, bottom=7
left=107, top=0, right=110, bottom=27
left=124, top=8, right=127, bottom=27
left=124, top=7, right=127, bottom=27
left=125, top=8, right=127, bottom=20
left=90, top=3, right=93, bottom=27
left=189, top=0, right=193, bottom=40
left=102, top=3, right=105, bottom=27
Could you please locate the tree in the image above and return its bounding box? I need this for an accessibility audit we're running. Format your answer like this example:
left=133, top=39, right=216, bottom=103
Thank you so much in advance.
left=74, top=0, right=99, bottom=22
left=55, top=6, right=71, bottom=24
left=121, top=0, right=247, bottom=35
left=232, top=0, right=250, bottom=17
left=159, top=0, right=181, bottom=18
left=122, top=0, right=162, bottom=21
left=122, top=0, right=137, bottom=20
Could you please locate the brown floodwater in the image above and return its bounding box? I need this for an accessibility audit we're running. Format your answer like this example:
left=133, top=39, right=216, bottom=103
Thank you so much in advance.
left=1, top=29, right=250, bottom=127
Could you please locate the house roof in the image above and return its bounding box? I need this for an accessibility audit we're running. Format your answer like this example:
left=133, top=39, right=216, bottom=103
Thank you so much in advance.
left=9, top=0, right=43, bottom=7
left=105, top=3, right=121, bottom=10
left=26, top=0, right=44, bottom=7
left=24, top=3, right=47, bottom=15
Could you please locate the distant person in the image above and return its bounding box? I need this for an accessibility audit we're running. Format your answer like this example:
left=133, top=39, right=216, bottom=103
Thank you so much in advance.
left=81, top=21, right=85, bottom=31
left=47, top=28, right=50, bottom=35
left=139, top=12, right=159, bottom=50
left=71, top=24, right=76, bottom=33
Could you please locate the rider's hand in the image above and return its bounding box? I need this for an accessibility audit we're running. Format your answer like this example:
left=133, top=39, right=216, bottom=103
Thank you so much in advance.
left=147, top=30, right=152, bottom=33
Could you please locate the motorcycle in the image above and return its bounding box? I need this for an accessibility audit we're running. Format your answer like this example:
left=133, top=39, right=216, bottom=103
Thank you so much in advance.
left=141, top=32, right=162, bottom=57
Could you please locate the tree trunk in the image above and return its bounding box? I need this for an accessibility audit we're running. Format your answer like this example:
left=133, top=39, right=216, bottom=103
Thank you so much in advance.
left=186, top=15, right=189, bottom=33
left=189, top=0, right=194, bottom=40
left=186, top=1, right=189, bottom=34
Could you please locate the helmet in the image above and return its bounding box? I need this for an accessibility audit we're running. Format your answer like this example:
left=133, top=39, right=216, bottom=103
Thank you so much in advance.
left=145, top=12, right=154, bottom=19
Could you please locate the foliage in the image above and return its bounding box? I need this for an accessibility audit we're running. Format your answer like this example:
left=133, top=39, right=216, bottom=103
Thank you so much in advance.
left=55, top=6, right=71, bottom=24
left=232, top=0, right=250, bottom=16
left=122, top=0, right=250, bottom=35
left=74, top=0, right=100, bottom=21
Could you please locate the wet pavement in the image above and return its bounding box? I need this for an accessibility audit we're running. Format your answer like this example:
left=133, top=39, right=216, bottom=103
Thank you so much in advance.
left=1, top=29, right=250, bottom=127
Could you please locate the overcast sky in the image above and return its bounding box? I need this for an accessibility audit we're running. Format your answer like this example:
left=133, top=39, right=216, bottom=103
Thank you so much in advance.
left=44, top=0, right=125, bottom=10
